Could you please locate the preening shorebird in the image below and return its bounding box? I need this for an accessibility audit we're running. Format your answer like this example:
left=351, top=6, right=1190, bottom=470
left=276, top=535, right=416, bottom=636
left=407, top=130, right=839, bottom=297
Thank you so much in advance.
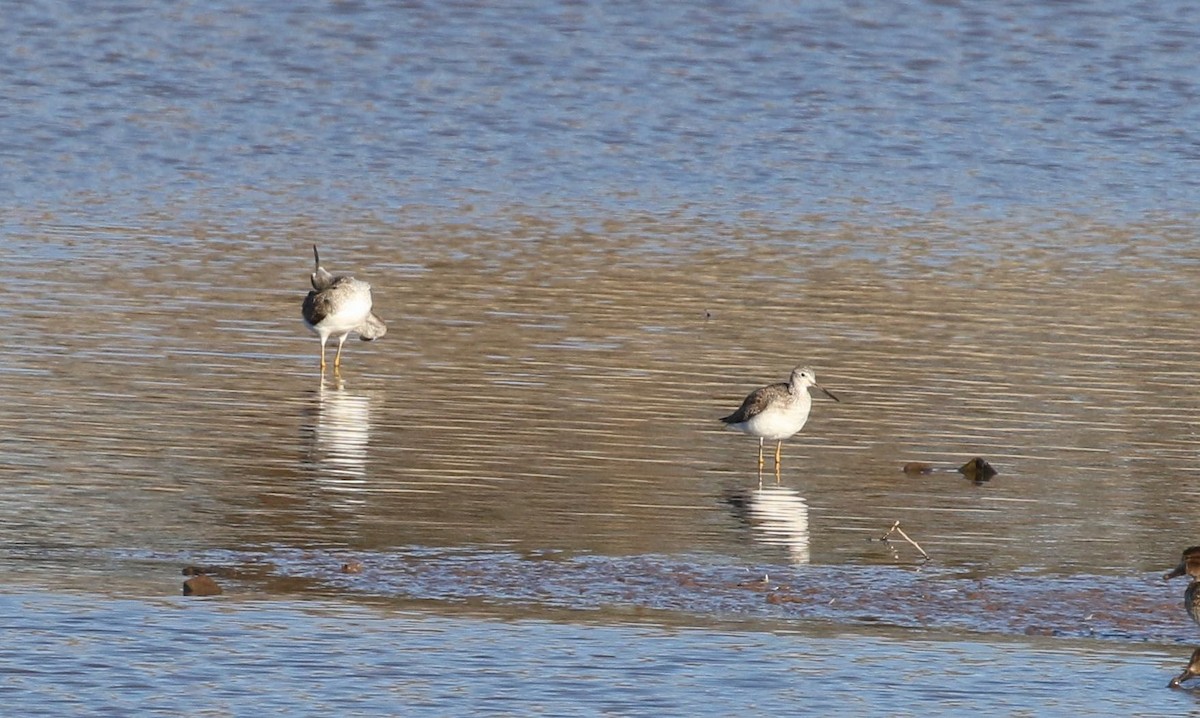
left=301, top=245, right=386, bottom=373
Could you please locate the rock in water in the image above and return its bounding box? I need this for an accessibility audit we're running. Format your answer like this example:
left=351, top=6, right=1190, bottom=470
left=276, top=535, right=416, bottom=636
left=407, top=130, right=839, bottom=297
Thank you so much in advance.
left=182, top=573, right=223, bottom=597
left=958, top=457, right=997, bottom=483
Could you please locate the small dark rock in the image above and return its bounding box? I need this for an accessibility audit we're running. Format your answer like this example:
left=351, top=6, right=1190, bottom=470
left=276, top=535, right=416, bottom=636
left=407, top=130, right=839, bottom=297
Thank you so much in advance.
left=958, top=457, right=997, bottom=483
left=903, top=462, right=934, bottom=475
left=340, top=561, right=363, bottom=574
left=183, top=574, right=222, bottom=597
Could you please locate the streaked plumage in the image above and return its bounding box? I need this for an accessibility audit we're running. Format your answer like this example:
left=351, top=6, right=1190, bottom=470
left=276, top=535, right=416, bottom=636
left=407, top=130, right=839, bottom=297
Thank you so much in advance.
left=302, top=245, right=386, bottom=372
left=1165, top=546, right=1200, bottom=622
left=721, top=366, right=839, bottom=474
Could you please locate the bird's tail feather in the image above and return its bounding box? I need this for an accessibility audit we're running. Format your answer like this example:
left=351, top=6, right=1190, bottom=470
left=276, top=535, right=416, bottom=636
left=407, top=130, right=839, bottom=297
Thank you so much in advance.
left=358, top=312, right=387, bottom=340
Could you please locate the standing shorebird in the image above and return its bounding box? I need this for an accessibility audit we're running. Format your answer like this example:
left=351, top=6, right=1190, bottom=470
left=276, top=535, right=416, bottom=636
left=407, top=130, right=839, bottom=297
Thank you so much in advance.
left=1164, top=546, right=1200, bottom=687
left=721, top=366, right=839, bottom=475
left=302, top=245, right=387, bottom=373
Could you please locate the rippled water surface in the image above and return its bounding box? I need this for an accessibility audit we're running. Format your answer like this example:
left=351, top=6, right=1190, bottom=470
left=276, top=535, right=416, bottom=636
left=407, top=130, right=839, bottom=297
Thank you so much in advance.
left=4, top=591, right=1195, bottom=717
left=4, top=0, right=1200, bottom=713
left=5, top=0, right=1200, bottom=224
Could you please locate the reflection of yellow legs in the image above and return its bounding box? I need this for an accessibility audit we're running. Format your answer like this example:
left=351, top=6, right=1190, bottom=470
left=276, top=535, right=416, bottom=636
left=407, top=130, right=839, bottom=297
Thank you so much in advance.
left=756, top=440, right=785, bottom=486
left=756, top=440, right=789, bottom=482
left=756, top=438, right=765, bottom=487
left=318, top=336, right=348, bottom=377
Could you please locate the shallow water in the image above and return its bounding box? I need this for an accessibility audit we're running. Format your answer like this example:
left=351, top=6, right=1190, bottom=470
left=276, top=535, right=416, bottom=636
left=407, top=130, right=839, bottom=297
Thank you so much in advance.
left=6, top=212, right=1200, bottom=711
left=4, top=0, right=1200, bottom=713
left=3, top=590, right=1198, bottom=716
left=6, top=226, right=1200, bottom=573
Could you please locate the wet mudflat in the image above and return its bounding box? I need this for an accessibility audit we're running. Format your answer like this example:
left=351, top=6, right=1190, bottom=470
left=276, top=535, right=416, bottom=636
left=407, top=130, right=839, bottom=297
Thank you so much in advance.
left=6, top=0, right=1200, bottom=713
left=3, top=219, right=1200, bottom=714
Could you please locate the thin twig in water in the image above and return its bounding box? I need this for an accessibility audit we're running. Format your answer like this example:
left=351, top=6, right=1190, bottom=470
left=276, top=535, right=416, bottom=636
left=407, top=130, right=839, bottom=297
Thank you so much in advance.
left=879, top=520, right=931, bottom=562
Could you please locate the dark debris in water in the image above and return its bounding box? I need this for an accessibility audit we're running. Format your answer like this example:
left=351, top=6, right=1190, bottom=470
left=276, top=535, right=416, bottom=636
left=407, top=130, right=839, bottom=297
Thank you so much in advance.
left=959, top=457, right=998, bottom=483
left=901, top=457, right=997, bottom=485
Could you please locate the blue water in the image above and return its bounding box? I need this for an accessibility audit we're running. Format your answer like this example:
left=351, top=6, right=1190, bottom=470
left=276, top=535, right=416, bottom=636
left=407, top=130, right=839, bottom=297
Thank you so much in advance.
left=0, top=591, right=1188, bottom=717
left=3, top=0, right=1199, bottom=231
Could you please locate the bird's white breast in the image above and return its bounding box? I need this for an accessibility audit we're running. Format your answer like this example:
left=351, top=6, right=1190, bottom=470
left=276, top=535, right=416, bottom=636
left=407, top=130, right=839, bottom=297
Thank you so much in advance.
left=733, top=394, right=812, bottom=441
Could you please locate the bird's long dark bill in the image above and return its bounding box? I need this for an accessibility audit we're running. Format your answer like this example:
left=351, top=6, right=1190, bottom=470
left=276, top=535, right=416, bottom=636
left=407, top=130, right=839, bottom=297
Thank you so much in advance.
left=1170, top=669, right=1193, bottom=688
left=1173, top=649, right=1200, bottom=687
left=818, top=385, right=840, bottom=402
left=312, top=244, right=321, bottom=266
left=1165, top=561, right=1188, bottom=580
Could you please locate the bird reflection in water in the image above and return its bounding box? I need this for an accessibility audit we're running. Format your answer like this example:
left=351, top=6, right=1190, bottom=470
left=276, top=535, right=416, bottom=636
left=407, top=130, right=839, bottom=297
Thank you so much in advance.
left=301, top=377, right=373, bottom=506
left=724, top=484, right=811, bottom=565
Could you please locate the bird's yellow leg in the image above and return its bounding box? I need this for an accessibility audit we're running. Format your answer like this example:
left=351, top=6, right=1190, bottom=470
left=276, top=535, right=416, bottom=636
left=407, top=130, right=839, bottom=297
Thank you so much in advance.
left=334, top=335, right=347, bottom=369
left=775, top=441, right=783, bottom=469
left=757, top=438, right=765, bottom=473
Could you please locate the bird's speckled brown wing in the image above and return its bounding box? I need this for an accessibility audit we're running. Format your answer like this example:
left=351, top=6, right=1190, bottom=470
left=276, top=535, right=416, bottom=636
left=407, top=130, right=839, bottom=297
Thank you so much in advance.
left=1187, top=582, right=1200, bottom=627
left=304, top=276, right=366, bottom=327
left=721, top=382, right=789, bottom=424
left=302, top=289, right=334, bottom=326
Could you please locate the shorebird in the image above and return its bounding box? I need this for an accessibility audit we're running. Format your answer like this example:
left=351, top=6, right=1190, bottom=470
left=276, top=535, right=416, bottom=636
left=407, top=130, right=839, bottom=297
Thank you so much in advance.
left=1164, top=546, right=1200, bottom=687
left=302, top=245, right=386, bottom=373
left=721, top=366, right=839, bottom=474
